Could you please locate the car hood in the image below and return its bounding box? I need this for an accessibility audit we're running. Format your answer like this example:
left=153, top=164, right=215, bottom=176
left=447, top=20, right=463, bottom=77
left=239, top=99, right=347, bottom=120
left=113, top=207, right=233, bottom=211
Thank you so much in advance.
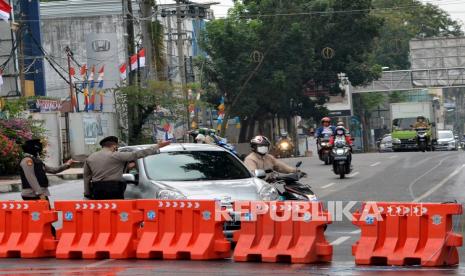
left=152, top=178, right=265, bottom=201
left=438, top=138, right=454, bottom=143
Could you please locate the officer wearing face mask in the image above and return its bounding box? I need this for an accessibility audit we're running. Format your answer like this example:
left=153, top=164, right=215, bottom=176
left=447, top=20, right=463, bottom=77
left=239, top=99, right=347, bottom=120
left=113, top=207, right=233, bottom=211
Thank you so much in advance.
left=19, top=139, right=75, bottom=201
left=244, top=135, right=297, bottom=175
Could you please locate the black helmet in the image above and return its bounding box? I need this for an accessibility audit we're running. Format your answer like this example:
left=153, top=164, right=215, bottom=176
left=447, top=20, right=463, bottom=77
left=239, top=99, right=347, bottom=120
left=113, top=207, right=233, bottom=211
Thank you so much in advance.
left=417, top=116, right=425, bottom=121
left=22, top=139, right=43, bottom=157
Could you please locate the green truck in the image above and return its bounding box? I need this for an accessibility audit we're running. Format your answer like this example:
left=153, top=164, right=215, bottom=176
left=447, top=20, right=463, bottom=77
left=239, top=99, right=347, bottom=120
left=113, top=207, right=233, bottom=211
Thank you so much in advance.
left=390, top=102, right=438, bottom=151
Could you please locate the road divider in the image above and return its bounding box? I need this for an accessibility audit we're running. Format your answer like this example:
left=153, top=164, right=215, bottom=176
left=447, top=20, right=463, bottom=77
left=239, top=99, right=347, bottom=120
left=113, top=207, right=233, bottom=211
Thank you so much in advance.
left=233, top=201, right=333, bottom=263
left=136, top=199, right=231, bottom=260
left=352, top=202, right=462, bottom=266
left=0, top=200, right=57, bottom=258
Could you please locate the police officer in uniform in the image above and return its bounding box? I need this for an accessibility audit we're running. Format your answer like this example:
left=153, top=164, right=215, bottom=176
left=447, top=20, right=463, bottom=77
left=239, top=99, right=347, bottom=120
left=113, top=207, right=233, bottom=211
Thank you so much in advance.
left=83, top=136, right=170, bottom=199
left=19, top=139, right=75, bottom=201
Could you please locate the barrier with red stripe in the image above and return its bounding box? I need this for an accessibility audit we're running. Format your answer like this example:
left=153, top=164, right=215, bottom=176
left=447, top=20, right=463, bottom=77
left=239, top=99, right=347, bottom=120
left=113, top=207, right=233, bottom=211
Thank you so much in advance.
left=233, top=201, right=332, bottom=263
left=352, top=202, right=462, bottom=266
left=136, top=199, right=230, bottom=260
left=0, top=200, right=57, bottom=258
left=54, top=200, right=143, bottom=259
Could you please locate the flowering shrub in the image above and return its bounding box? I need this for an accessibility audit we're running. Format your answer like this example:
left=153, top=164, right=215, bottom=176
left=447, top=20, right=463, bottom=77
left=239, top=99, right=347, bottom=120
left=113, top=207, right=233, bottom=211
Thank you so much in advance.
left=0, top=99, right=46, bottom=175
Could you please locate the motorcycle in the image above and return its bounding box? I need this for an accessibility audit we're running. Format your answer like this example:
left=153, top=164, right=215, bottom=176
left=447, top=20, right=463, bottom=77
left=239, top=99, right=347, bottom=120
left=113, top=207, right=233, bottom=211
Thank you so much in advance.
left=257, top=161, right=318, bottom=201
left=317, top=133, right=333, bottom=165
left=275, top=139, right=294, bottom=158
left=331, top=137, right=352, bottom=179
left=415, top=127, right=428, bottom=152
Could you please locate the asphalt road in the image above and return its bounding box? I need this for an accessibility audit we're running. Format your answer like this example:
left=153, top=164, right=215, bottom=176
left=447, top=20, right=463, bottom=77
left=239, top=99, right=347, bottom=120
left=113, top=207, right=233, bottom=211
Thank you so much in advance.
left=0, top=149, right=465, bottom=275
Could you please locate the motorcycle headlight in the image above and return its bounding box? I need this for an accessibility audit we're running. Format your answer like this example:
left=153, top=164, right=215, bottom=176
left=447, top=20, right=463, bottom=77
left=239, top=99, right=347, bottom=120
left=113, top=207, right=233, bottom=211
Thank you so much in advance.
left=320, top=142, right=327, bottom=147
left=158, top=189, right=186, bottom=200
left=259, top=185, right=279, bottom=201
left=280, top=142, right=289, bottom=150
left=336, top=148, right=345, bottom=155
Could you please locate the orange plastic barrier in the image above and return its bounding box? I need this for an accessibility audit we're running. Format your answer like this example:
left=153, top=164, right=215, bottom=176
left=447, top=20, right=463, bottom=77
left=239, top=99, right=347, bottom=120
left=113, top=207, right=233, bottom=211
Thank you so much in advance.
left=233, top=201, right=332, bottom=263
left=136, top=199, right=230, bottom=260
left=0, top=200, right=57, bottom=258
left=54, top=200, right=142, bottom=259
left=352, top=202, right=462, bottom=266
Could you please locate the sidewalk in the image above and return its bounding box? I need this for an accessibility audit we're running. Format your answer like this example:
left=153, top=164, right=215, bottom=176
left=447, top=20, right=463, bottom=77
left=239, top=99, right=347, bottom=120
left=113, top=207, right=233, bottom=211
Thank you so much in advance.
left=0, top=168, right=83, bottom=193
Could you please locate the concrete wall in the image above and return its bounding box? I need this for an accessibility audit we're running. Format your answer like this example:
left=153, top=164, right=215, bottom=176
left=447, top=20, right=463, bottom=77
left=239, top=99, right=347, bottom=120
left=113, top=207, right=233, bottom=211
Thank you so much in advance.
left=68, top=112, right=118, bottom=156
left=31, top=112, right=62, bottom=167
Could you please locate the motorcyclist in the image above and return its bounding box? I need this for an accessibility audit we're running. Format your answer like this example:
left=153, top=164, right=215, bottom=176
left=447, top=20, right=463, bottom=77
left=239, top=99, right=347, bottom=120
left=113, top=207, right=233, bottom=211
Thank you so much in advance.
left=315, top=117, right=336, bottom=138
left=329, top=126, right=353, bottom=148
left=413, top=116, right=429, bottom=129
left=276, top=131, right=294, bottom=149
left=244, top=135, right=297, bottom=175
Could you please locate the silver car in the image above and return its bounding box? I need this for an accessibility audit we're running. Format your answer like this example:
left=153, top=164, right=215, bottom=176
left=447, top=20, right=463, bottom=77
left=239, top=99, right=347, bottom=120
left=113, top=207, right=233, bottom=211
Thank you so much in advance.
left=436, top=130, right=458, bottom=151
left=120, top=143, right=279, bottom=202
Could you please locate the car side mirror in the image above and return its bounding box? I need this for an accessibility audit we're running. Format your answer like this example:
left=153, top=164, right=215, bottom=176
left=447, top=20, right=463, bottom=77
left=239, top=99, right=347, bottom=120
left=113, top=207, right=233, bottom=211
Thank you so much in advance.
left=254, top=169, right=266, bottom=179
left=122, top=173, right=137, bottom=184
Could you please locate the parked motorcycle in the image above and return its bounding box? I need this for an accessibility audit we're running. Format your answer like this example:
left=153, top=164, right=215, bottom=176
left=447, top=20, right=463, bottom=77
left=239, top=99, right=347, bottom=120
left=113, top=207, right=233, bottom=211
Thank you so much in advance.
left=331, top=137, right=352, bottom=179
left=317, top=133, right=333, bottom=165
left=257, top=161, right=318, bottom=201
left=415, top=127, right=428, bottom=152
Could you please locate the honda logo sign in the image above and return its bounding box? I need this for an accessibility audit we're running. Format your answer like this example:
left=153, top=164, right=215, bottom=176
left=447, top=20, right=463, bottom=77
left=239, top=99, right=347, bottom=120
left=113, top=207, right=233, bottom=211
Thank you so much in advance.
left=92, top=40, right=111, bottom=52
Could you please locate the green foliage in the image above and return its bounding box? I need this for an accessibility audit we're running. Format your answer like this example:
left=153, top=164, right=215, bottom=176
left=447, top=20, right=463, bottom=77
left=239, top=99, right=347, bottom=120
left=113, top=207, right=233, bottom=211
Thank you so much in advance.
left=198, top=0, right=383, bottom=136
left=388, top=91, right=407, bottom=103
left=371, top=0, right=463, bottom=69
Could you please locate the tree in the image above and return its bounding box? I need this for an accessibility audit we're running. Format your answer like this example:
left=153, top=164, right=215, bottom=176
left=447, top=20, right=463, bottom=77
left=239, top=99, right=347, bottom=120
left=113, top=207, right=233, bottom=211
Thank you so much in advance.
left=353, top=92, right=386, bottom=150
left=371, top=0, right=463, bottom=69
left=198, top=0, right=383, bottom=140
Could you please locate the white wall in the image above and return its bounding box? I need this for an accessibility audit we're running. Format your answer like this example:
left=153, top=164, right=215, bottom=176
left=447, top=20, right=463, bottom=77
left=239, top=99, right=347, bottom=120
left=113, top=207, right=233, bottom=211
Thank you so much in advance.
left=32, top=112, right=62, bottom=167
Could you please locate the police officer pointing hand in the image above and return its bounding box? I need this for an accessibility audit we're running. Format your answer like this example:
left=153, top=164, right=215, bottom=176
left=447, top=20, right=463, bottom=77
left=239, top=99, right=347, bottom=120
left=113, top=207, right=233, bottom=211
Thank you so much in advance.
left=83, top=136, right=170, bottom=200
left=19, top=139, right=75, bottom=201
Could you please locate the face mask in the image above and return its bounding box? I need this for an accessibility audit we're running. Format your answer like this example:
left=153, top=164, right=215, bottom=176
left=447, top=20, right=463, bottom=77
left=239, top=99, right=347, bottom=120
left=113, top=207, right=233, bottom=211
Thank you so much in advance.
left=257, top=146, right=269, bottom=155
left=337, top=130, right=344, bottom=135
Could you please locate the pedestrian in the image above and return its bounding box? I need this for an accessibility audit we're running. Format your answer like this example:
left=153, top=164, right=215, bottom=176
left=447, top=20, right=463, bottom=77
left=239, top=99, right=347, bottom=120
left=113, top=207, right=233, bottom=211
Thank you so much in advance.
left=19, top=139, right=75, bottom=201
left=83, top=136, right=170, bottom=200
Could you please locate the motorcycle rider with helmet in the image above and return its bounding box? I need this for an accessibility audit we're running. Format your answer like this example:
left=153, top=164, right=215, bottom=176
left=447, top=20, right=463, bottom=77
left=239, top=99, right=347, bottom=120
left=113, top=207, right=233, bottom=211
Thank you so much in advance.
left=244, top=135, right=298, bottom=175
left=315, top=117, right=336, bottom=138
left=329, top=126, right=353, bottom=148
left=413, top=116, right=429, bottom=129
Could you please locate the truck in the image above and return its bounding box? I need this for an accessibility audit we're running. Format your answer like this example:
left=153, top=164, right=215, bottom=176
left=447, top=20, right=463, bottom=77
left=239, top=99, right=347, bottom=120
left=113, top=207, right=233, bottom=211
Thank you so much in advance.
left=390, top=102, right=438, bottom=151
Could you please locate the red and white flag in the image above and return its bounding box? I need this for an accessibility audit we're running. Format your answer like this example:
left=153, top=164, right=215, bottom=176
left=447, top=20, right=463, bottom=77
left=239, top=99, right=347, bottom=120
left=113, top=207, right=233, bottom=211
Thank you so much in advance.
left=119, top=63, right=127, bottom=80
left=0, top=0, right=12, bottom=22
left=138, top=48, right=146, bottom=68
left=130, top=54, right=138, bottom=71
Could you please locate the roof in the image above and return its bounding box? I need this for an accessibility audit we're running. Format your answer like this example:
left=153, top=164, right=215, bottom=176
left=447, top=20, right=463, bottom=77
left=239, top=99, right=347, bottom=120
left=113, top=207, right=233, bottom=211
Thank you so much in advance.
left=40, top=0, right=139, bottom=19
left=119, top=143, right=226, bottom=153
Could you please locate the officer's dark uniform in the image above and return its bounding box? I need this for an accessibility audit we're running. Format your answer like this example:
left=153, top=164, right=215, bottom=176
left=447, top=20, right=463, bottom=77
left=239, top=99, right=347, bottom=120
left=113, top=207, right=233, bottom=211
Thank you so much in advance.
left=83, top=136, right=162, bottom=200
left=19, top=139, right=71, bottom=200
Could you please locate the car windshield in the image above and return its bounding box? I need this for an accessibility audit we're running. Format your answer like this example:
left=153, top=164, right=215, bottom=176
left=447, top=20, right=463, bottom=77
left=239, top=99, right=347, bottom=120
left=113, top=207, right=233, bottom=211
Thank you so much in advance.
left=144, top=150, right=252, bottom=181
left=439, top=131, right=454, bottom=139
left=392, top=117, right=418, bottom=130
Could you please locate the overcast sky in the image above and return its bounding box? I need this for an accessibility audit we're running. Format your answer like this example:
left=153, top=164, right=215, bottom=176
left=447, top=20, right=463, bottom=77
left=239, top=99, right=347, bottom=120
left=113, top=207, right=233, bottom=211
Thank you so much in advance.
left=196, top=0, right=465, bottom=26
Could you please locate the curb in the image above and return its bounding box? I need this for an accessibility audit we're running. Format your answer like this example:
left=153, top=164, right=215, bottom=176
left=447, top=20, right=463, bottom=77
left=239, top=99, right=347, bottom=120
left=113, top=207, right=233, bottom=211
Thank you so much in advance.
left=0, top=173, right=83, bottom=194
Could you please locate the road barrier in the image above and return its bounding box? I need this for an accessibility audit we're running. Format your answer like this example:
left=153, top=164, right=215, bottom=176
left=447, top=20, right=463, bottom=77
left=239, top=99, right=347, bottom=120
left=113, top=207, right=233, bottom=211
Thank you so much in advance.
left=54, top=200, right=143, bottom=259
left=352, top=202, right=462, bottom=266
left=136, top=199, right=230, bottom=260
left=233, top=201, right=332, bottom=263
left=0, top=200, right=57, bottom=258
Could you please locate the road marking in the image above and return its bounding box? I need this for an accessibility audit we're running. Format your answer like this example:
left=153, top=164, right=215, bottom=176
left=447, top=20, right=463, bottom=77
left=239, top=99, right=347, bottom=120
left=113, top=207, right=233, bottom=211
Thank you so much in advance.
left=413, top=164, right=465, bottom=202
left=370, top=162, right=381, bottom=167
left=330, top=236, right=351, bottom=246
left=86, top=259, right=114, bottom=268
left=322, top=183, right=335, bottom=189
left=350, top=229, right=361, bottom=234
left=408, top=158, right=447, bottom=200
left=389, top=155, right=398, bottom=159
left=348, top=172, right=359, bottom=177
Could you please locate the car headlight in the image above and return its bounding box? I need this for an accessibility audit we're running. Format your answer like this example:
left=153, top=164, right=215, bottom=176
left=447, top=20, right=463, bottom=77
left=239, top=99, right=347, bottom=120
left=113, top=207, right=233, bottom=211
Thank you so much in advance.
left=392, top=138, right=401, bottom=144
left=307, top=194, right=318, bottom=201
left=158, top=189, right=186, bottom=200
left=259, top=185, right=279, bottom=201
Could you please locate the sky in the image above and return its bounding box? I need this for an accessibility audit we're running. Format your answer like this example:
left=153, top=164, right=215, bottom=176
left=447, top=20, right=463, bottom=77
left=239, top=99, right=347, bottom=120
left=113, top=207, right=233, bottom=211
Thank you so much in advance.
left=200, top=0, right=465, bottom=26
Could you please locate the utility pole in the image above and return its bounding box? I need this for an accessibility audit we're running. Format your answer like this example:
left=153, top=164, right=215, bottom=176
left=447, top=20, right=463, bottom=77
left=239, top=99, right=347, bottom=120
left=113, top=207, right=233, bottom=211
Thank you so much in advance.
left=65, top=46, right=74, bottom=113
left=141, top=0, right=155, bottom=82
left=175, top=0, right=190, bottom=136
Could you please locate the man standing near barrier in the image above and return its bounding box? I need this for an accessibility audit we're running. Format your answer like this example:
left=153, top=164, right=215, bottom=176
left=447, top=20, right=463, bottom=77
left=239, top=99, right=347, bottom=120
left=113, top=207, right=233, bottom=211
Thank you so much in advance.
left=20, top=139, right=75, bottom=201
left=83, top=136, right=170, bottom=200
